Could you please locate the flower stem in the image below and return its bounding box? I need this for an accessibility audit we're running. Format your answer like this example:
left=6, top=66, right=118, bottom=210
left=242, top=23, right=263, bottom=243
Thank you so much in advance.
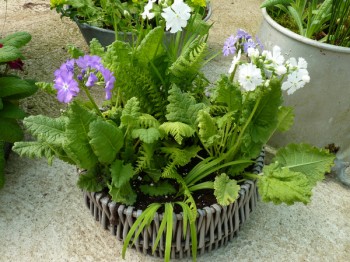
left=81, top=85, right=103, bottom=117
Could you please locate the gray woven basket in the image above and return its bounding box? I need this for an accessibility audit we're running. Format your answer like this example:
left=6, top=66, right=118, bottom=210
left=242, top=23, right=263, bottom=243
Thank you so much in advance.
left=83, top=151, right=264, bottom=259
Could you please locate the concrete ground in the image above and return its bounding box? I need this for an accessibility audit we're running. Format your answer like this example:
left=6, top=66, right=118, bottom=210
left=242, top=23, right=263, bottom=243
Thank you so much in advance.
left=1, top=0, right=350, bottom=261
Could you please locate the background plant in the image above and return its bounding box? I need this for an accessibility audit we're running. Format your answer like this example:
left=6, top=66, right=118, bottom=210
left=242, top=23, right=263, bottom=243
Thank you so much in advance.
left=0, top=31, right=38, bottom=188
left=261, top=0, right=344, bottom=43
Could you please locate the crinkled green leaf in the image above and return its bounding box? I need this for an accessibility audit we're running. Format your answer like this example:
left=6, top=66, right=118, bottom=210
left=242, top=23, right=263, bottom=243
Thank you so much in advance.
left=77, top=169, right=104, bottom=192
left=0, top=31, right=31, bottom=48
left=140, top=180, right=176, bottom=196
left=23, top=115, right=67, bottom=146
left=110, top=159, right=134, bottom=187
left=135, top=26, right=164, bottom=65
left=67, top=44, right=85, bottom=58
left=276, top=106, right=294, bottom=132
left=36, top=82, right=56, bottom=95
left=197, top=109, right=220, bottom=147
left=132, top=127, right=160, bottom=144
left=88, top=119, right=124, bottom=164
left=0, top=141, right=5, bottom=189
left=12, top=141, right=57, bottom=165
left=108, top=182, right=136, bottom=205
left=88, top=38, right=105, bottom=57
left=258, top=163, right=312, bottom=205
left=121, top=97, right=141, bottom=127
left=212, top=75, right=242, bottom=113
left=273, top=143, right=335, bottom=186
left=64, top=102, right=98, bottom=169
left=159, top=122, right=195, bottom=145
left=214, top=173, right=240, bottom=206
left=166, top=85, right=205, bottom=127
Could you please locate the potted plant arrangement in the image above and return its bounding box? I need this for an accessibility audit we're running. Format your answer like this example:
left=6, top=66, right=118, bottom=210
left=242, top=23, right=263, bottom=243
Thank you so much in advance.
left=0, top=31, right=38, bottom=189
left=13, top=6, right=334, bottom=261
left=258, top=0, right=350, bottom=185
left=50, top=0, right=212, bottom=46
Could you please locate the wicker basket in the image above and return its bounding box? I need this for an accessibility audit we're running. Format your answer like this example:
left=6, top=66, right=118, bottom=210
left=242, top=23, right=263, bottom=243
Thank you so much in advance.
left=83, top=151, right=264, bottom=259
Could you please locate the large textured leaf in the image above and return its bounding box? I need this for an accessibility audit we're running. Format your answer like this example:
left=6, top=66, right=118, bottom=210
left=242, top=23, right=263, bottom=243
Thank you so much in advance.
left=0, top=46, right=22, bottom=63
left=166, top=85, right=205, bottom=127
left=12, top=141, right=57, bottom=165
left=135, top=26, right=164, bottom=66
left=88, top=119, right=124, bottom=164
left=120, top=97, right=141, bottom=128
left=0, top=77, right=38, bottom=99
left=132, top=127, right=161, bottom=144
left=241, top=80, right=282, bottom=158
left=0, top=31, right=31, bottom=48
left=23, top=115, right=67, bottom=146
left=273, top=143, right=335, bottom=186
left=213, top=173, right=240, bottom=206
left=0, top=141, right=5, bottom=189
left=159, top=122, right=195, bottom=145
left=0, top=118, right=23, bottom=142
left=212, top=76, right=242, bottom=113
left=276, top=106, right=294, bottom=132
left=64, top=102, right=98, bottom=169
left=110, top=159, right=134, bottom=187
left=77, top=169, right=104, bottom=192
left=258, top=164, right=312, bottom=205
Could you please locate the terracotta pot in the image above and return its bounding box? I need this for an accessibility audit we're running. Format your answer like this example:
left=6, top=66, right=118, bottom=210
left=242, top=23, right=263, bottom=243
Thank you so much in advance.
left=258, top=8, right=350, bottom=161
left=82, top=151, right=264, bottom=259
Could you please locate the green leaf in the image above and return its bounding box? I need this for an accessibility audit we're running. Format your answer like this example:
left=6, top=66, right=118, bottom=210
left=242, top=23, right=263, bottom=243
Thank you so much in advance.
left=197, top=110, right=220, bottom=147
left=110, top=159, right=134, bottom=187
left=0, top=77, right=38, bottom=99
left=0, top=102, right=26, bottom=119
left=135, top=26, right=164, bottom=66
left=258, top=163, right=312, bottom=205
left=276, top=106, right=294, bottom=132
left=273, top=143, right=335, bottom=186
left=36, top=82, right=56, bottom=95
left=122, top=203, right=162, bottom=259
left=12, top=141, right=57, bottom=165
left=132, top=127, right=160, bottom=144
left=0, top=32, right=31, bottom=48
left=77, top=169, right=104, bottom=192
left=23, top=115, right=67, bottom=146
left=159, top=122, right=195, bottom=145
left=64, top=102, right=98, bottom=169
left=67, top=44, right=85, bottom=58
left=212, top=75, right=242, bottom=113
left=88, top=38, right=105, bottom=57
left=88, top=119, right=124, bottom=164
left=108, top=182, right=137, bottom=205
left=166, top=85, right=205, bottom=127
left=0, top=46, right=22, bottom=63
left=214, top=173, right=240, bottom=206
left=120, top=97, right=141, bottom=127
left=0, top=118, right=23, bottom=142
left=140, top=180, right=176, bottom=196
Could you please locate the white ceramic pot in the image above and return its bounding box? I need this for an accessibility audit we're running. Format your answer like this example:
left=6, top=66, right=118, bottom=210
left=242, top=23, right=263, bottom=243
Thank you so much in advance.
left=258, top=8, right=350, bottom=161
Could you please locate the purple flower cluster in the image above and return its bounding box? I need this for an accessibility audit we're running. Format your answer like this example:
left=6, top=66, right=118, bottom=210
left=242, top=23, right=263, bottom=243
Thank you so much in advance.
left=54, top=55, right=115, bottom=103
left=223, top=29, right=263, bottom=56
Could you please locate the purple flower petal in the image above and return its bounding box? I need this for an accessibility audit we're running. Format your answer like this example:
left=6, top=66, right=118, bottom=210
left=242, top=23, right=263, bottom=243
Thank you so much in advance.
left=86, top=73, right=98, bottom=87
left=223, top=35, right=237, bottom=56
left=76, top=55, right=102, bottom=70
left=236, top=29, right=251, bottom=40
left=54, top=70, right=80, bottom=103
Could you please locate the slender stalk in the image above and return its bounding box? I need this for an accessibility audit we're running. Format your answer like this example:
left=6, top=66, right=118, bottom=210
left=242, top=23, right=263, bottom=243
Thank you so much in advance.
left=80, top=85, right=103, bottom=117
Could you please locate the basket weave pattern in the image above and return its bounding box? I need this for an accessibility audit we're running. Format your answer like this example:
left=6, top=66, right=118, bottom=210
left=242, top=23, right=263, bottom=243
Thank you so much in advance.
left=83, top=152, right=264, bottom=259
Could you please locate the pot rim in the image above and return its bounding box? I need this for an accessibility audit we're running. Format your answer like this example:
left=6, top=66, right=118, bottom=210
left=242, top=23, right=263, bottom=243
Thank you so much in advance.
left=261, top=8, right=350, bottom=53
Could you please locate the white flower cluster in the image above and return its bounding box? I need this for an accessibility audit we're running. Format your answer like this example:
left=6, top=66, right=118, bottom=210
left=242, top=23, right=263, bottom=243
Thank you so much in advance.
left=142, top=0, right=192, bottom=34
left=229, top=45, right=310, bottom=95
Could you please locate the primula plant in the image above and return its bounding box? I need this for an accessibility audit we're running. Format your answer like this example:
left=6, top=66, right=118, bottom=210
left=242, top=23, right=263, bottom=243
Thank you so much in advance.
left=0, top=31, right=37, bottom=189
left=50, top=0, right=209, bottom=37
left=13, top=28, right=334, bottom=262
